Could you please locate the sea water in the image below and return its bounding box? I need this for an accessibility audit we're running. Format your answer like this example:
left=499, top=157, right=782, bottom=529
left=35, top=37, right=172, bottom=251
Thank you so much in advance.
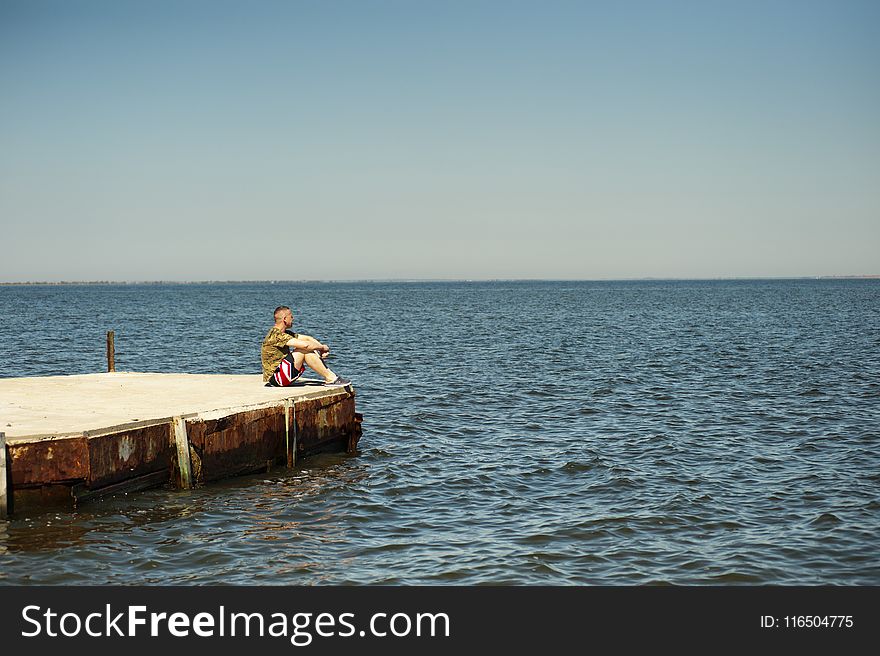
left=0, top=279, right=878, bottom=584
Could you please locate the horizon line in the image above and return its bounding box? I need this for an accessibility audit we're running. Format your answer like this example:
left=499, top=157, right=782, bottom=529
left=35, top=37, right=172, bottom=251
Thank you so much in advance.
left=2, top=275, right=879, bottom=285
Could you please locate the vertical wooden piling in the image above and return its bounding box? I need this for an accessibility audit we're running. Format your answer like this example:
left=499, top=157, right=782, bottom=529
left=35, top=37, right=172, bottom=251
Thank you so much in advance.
left=106, top=330, right=116, bottom=372
left=0, top=432, right=9, bottom=519
left=172, top=416, right=192, bottom=489
left=291, top=400, right=298, bottom=468
left=284, top=399, right=292, bottom=468
left=284, top=399, right=298, bottom=468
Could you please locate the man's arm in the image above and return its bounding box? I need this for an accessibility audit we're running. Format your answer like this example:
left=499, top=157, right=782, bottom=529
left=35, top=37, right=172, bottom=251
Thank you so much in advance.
left=294, top=333, right=321, bottom=347
left=286, top=336, right=329, bottom=354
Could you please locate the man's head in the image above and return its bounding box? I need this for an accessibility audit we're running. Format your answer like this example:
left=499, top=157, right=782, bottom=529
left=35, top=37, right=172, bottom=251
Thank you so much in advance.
left=274, top=305, right=293, bottom=328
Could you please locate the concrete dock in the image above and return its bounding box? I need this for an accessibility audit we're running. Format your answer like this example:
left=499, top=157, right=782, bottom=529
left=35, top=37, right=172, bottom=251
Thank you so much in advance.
left=0, top=372, right=362, bottom=515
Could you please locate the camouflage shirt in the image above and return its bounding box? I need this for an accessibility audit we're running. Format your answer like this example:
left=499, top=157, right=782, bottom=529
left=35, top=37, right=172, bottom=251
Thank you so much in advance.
left=261, top=327, right=299, bottom=382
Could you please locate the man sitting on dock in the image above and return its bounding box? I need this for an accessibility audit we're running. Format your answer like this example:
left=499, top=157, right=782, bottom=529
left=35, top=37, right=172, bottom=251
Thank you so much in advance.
left=262, top=306, right=350, bottom=387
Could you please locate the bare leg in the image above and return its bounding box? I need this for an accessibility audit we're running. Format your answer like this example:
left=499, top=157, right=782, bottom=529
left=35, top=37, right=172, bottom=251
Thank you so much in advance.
left=302, top=351, right=336, bottom=382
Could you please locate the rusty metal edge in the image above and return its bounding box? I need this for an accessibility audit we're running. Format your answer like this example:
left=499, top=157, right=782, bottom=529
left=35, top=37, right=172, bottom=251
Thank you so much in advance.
left=6, top=388, right=354, bottom=443
left=0, top=431, right=8, bottom=518
left=7, top=387, right=360, bottom=513
left=71, top=469, right=170, bottom=505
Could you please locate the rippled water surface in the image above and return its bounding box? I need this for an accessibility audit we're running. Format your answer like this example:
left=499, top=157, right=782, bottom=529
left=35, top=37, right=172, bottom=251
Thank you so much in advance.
left=1, top=280, right=878, bottom=584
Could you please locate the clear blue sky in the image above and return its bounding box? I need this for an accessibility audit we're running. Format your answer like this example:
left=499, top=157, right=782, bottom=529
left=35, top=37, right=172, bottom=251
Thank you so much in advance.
left=2, top=0, right=878, bottom=281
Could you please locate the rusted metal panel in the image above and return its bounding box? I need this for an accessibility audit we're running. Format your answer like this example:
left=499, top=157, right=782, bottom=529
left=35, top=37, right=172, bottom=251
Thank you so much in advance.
left=11, top=484, right=76, bottom=513
left=295, top=392, right=360, bottom=456
left=187, top=407, right=287, bottom=483
left=1, top=432, right=9, bottom=518
left=8, top=437, right=89, bottom=486
left=352, top=412, right=364, bottom=452
left=7, top=388, right=362, bottom=511
left=73, top=470, right=170, bottom=505
left=86, top=423, right=173, bottom=489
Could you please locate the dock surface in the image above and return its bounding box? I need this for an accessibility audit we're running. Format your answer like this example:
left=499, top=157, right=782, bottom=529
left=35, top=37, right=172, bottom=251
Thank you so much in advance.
left=0, top=372, right=361, bottom=514
left=1, top=371, right=345, bottom=440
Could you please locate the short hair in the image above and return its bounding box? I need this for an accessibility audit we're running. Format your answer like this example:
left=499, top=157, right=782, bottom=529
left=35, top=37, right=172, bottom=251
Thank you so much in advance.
left=274, top=305, right=291, bottom=320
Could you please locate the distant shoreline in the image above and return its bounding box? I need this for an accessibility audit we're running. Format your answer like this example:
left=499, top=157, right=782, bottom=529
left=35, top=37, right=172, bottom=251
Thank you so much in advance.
left=1, top=276, right=879, bottom=286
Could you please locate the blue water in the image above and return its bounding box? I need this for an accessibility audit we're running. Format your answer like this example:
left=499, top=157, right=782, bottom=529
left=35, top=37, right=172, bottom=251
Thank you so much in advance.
left=1, top=280, right=878, bottom=584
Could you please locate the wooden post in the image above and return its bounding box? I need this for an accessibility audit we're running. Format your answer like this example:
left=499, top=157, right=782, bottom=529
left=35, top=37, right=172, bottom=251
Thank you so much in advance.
left=106, top=330, right=115, bottom=372
left=284, top=399, right=298, bottom=468
left=291, top=400, right=298, bottom=468
left=172, top=417, right=192, bottom=489
left=0, top=432, right=9, bottom=519
left=284, top=400, right=292, bottom=468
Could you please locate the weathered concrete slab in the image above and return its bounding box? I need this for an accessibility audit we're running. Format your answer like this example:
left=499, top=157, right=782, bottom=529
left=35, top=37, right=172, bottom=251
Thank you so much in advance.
left=0, top=372, right=362, bottom=513
left=0, top=372, right=345, bottom=440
